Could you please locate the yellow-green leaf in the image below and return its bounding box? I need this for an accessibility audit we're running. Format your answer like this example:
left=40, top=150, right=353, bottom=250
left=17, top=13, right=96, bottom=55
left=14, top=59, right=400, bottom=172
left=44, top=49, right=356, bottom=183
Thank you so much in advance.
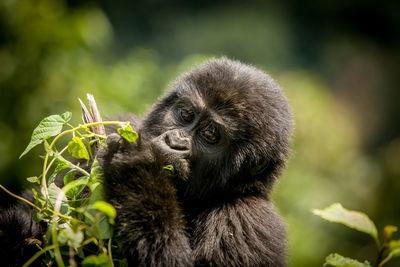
left=117, top=123, right=138, bottom=142
left=381, top=247, right=400, bottom=266
left=27, top=176, right=39, bottom=184
left=324, top=253, right=371, bottom=267
left=82, top=254, right=112, bottom=267
left=389, top=239, right=400, bottom=250
left=94, top=201, right=116, bottom=224
left=163, top=164, right=175, bottom=175
left=313, top=203, right=378, bottom=244
left=90, top=158, right=104, bottom=185
left=384, top=225, right=398, bottom=241
left=68, top=136, right=89, bottom=160
left=387, top=248, right=400, bottom=260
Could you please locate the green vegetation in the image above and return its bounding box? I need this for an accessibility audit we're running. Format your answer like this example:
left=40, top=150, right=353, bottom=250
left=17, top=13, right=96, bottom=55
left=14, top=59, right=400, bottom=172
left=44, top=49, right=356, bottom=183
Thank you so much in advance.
left=0, top=0, right=398, bottom=266
left=314, top=203, right=400, bottom=267
left=0, top=108, right=139, bottom=266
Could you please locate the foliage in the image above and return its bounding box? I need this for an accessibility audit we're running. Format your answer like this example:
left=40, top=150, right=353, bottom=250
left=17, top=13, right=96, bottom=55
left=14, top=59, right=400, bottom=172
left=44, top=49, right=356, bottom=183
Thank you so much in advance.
left=0, top=1, right=398, bottom=266
left=314, top=203, right=400, bottom=267
left=274, top=73, right=381, bottom=266
left=324, top=253, right=371, bottom=267
left=0, top=110, right=139, bottom=266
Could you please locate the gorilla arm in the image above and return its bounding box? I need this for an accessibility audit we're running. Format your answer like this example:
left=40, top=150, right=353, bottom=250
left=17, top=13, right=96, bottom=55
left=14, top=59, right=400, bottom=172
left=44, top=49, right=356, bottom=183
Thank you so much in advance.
left=191, top=196, right=286, bottom=267
left=98, top=134, right=192, bottom=266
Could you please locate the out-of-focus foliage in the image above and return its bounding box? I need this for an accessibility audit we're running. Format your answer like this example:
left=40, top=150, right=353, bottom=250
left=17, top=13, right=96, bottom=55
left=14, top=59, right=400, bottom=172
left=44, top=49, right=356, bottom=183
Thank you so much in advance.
left=0, top=0, right=399, bottom=266
left=0, top=0, right=177, bottom=188
left=313, top=204, right=400, bottom=267
left=274, top=73, right=381, bottom=265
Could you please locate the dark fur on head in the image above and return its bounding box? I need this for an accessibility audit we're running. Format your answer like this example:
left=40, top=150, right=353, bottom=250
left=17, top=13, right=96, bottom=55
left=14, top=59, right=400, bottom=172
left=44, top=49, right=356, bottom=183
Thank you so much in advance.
left=143, top=57, right=293, bottom=200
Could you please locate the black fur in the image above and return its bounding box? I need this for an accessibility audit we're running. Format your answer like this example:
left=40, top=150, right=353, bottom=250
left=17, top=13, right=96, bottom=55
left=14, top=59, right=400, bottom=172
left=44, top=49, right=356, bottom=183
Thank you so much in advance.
left=0, top=192, right=43, bottom=267
left=99, top=58, right=293, bottom=266
left=0, top=57, right=293, bottom=266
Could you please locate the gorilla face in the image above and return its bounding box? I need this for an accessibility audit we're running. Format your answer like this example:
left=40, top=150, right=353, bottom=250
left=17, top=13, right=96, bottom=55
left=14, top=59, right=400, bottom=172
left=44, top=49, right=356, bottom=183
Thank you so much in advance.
left=150, top=90, right=233, bottom=182
left=142, top=58, right=293, bottom=198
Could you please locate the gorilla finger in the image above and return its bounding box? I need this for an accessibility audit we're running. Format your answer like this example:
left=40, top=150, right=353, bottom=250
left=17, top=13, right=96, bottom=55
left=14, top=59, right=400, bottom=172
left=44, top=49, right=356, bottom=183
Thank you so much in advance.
left=106, top=133, right=123, bottom=154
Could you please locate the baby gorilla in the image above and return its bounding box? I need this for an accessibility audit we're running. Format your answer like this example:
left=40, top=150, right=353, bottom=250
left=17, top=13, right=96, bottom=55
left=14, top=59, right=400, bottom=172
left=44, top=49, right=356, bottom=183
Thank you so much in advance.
left=99, top=57, right=293, bottom=266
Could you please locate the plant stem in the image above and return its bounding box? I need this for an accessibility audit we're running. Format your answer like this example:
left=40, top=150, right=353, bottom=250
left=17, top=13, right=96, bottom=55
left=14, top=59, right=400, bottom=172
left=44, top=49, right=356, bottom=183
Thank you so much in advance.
left=51, top=222, right=65, bottom=267
left=23, top=245, right=56, bottom=267
left=81, top=237, right=98, bottom=247
left=56, top=153, right=90, bottom=177
left=42, top=152, right=50, bottom=200
left=378, top=255, right=391, bottom=267
left=45, top=207, right=81, bottom=223
left=0, top=184, right=41, bottom=211
left=44, top=146, right=69, bottom=176
left=108, top=238, right=115, bottom=267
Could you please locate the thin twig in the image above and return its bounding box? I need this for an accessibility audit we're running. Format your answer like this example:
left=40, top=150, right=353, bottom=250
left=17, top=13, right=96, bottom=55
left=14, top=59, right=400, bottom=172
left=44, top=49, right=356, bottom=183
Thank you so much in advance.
left=0, top=184, right=41, bottom=211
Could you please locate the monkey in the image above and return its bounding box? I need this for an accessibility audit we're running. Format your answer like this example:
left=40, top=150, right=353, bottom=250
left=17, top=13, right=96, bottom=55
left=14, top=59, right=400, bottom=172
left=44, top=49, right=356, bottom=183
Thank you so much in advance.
left=0, top=57, right=293, bottom=266
left=98, top=57, right=293, bottom=266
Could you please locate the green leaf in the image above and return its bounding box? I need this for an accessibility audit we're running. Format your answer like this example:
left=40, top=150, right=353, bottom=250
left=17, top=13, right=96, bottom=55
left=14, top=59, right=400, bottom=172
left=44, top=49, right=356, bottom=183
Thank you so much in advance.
left=63, top=169, right=77, bottom=198
left=63, top=169, right=76, bottom=186
left=96, top=209, right=113, bottom=239
left=85, top=161, right=113, bottom=239
left=86, top=177, right=113, bottom=239
left=116, top=259, right=128, bottom=267
left=117, top=123, right=138, bottom=142
left=324, top=253, right=371, bottom=267
left=47, top=160, right=70, bottom=186
left=62, top=176, right=90, bottom=200
left=54, top=160, right=69, bottom=174
left=61, top=111, right=72, bottom=122
left=88, top=184, right=113, bottom=239
left=47, top=173, right=57, bottom=185
left=82, top=254, right=112, bottom=267
left=33, top=210, right=44, bottom=223
left=46, top=183, right=70, bottom=215
left=31, top=188, right=39, bottom=200
left=163, top=164, right=175, bottom=175
left=68, top=136, right=89, bottom=160
left=387, top=248, right=400, bottom=260
left=390, top=239, right=400, bottom=250
left=19, top=113, right=71, bottom=158
left=313, top=203, right=378, bottom=243
left=94, top=201, right=116, bottom=224
left=90, top=159, right=104, bottom=185
left=27, top=176, right=39, bottom=184
left=384, top=225, right=398, bottom=241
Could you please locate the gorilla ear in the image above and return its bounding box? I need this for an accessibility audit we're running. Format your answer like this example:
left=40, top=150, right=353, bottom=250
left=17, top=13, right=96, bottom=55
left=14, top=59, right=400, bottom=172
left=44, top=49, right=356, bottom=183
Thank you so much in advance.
left=250, top=160, right=270, bottom=176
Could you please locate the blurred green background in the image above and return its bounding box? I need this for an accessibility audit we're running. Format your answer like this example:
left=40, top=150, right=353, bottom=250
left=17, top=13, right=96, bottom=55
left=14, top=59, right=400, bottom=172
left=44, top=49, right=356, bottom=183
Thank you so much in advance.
left=0, top=0, right=399, bottom=266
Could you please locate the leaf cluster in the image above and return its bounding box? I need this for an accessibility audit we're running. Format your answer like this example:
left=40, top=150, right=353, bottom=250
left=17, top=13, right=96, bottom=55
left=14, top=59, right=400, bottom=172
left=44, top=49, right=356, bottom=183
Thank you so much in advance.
left=313, top=203, right=400, bottom=267
left=1, top=111, right=138, bottom=266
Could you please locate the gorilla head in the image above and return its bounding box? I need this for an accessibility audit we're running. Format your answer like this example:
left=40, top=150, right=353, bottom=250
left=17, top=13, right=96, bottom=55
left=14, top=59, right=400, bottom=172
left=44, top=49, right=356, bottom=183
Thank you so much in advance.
left=94, top=57, right=293, bottom=266
left=142, top=57, right=293, bottom=200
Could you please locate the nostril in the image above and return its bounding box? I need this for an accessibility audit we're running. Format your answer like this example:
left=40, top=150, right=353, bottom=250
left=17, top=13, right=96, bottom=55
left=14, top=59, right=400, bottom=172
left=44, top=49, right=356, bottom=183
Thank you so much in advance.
left=165, top=130, right=190, bottom=151
left=178, top=129, right=186, bottom=138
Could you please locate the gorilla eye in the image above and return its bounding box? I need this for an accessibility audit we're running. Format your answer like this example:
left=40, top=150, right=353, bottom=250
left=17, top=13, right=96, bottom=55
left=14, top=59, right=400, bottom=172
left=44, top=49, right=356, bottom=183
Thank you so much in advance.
left=201, top=125, right=220, bottom=144
left=180, top=108, right=195, bottom=123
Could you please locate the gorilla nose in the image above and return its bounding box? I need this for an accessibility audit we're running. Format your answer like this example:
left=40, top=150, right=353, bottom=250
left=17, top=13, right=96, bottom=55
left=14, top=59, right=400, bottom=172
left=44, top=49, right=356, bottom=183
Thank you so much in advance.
left=165, top=130, right=191, bottom=151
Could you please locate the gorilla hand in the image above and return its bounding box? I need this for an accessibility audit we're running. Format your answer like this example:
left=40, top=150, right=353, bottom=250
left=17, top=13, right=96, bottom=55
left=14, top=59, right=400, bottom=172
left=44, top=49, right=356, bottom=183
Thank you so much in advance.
left=152, top=129, right=192, bottom=180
